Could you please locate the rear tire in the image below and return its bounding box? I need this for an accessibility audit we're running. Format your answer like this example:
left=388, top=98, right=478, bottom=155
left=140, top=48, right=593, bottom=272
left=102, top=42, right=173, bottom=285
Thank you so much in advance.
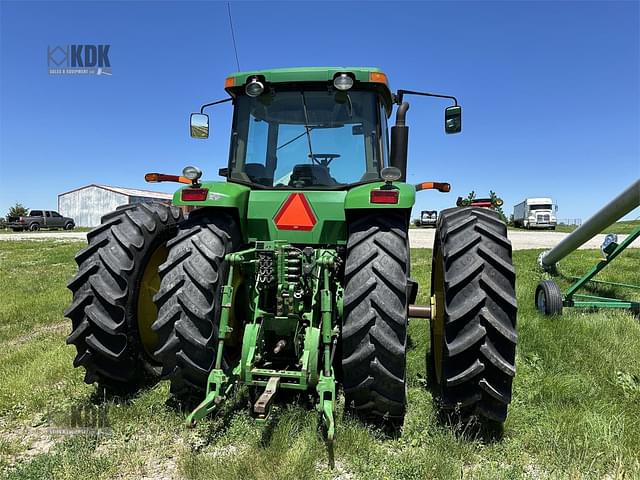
left=152, top=212, right=242, bottom=398
left=65, top=203, right=183, bottom=391
left=29, top=223, right=40, bottom=231
left=429, top=207, right=517, bottom=424
left=342, top=212, right=408, bottom=421
left=535, top=280, right=563, bottom=316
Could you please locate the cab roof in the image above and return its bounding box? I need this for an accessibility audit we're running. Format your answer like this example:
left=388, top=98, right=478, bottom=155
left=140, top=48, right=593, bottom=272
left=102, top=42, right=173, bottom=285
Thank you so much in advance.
left=225, top=66, right=394, bottom=115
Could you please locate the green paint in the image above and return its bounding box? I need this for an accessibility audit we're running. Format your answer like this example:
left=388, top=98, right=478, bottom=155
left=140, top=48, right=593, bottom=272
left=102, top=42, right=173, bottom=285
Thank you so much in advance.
left=561, top=226, right=640, bottom=312
left=186, top=241, right=339, bottom=438
left=174, top=184, right=415, bottom=246
left=227, top=66, right=385, bottom=84
left=246, top=190, right=348, bottom=244
left=344, top=181, right=416, bottom=210
left=225, top=66, right=393, bottom=114
left=172, top=181, right=250, bottom=208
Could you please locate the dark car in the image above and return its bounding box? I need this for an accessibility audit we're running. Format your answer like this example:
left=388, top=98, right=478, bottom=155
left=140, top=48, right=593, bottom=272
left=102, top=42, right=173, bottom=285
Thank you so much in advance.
left=7, top=210, right=75, bottom=231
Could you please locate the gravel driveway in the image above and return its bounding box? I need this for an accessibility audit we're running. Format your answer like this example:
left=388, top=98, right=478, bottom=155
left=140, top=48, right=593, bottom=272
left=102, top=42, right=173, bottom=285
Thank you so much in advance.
left=409, top=228, right=639, bottom=250
left=1, top=229, right=638, bottom=250
left=0, top=231, right=88, bottom=242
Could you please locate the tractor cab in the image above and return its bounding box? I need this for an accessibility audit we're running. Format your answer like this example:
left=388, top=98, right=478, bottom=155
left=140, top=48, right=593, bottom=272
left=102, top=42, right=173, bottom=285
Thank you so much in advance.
left=192, top=69, right=394, bottom=191
left=228, top=87, right=388, bottom=189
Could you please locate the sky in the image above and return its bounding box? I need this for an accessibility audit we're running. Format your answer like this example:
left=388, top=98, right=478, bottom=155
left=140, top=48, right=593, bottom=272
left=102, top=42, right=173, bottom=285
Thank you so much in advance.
left=1, top=0, right=639, bottom=221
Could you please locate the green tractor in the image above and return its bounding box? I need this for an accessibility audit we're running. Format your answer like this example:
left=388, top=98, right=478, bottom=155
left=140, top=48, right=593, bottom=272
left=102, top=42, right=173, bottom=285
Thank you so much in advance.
left=65, top=67, right=517, bottom=441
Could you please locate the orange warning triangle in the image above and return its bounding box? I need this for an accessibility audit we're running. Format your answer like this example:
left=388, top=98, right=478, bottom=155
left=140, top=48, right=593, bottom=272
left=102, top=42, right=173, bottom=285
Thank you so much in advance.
left=274, top=193, right=317, bottom=231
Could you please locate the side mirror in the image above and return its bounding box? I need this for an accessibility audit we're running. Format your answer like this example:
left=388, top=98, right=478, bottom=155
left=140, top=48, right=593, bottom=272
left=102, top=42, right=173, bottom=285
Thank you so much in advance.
left=444, top=105, right=462, bottom=134
left=190, top=113, right=209, bottom=139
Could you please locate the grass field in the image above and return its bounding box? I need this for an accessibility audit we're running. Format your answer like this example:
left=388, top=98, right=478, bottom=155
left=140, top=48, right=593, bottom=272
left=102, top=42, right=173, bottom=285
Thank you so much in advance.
left=1, top=240, right=639, bottom=479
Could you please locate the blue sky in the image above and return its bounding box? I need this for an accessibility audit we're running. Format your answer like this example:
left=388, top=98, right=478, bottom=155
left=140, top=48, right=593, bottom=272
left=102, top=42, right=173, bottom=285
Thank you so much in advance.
left=1, top=1, right=638, bottom=221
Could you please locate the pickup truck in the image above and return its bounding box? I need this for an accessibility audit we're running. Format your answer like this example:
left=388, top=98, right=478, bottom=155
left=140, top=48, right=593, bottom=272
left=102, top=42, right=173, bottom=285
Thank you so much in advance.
left=7, top=210, right=75, bottom=231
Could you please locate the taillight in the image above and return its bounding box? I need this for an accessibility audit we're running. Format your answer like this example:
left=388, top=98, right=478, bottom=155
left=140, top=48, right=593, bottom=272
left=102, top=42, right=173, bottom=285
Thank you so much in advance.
left=370, top=189, right=399, bottom=204
left=181, top=188, right=208, bottom=202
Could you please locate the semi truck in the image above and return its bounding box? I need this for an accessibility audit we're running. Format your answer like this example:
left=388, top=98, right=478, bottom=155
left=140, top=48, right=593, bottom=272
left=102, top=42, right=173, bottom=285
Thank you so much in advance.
left=513, top=197, right=557, bottom=230
left=413, top=210, right=437, bottom=227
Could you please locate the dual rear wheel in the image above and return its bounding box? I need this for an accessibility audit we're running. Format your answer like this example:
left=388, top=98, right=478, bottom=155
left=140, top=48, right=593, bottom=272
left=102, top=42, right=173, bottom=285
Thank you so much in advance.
left=429, top=207, right=517, bottom=423
left=66, top=205, right=240, bottom=395
left=340, top=208, right=518, bottom=425
left=66, top=204, right=517, bottom=426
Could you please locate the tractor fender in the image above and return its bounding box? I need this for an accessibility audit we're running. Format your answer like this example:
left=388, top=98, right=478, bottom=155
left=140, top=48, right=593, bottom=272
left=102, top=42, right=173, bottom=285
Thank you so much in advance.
left=172, top=181, right=251, bottom=241
left=343, top=182, right=416, bottom=210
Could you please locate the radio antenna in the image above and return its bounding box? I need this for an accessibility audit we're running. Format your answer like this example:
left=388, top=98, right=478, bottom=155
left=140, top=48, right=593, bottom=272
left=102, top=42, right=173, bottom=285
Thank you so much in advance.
left=227, top=2, right=241, bottom=71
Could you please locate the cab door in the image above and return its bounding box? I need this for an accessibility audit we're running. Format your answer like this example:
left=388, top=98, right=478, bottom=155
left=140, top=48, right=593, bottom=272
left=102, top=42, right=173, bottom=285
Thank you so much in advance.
left=51, top=211, right=65, bottom=227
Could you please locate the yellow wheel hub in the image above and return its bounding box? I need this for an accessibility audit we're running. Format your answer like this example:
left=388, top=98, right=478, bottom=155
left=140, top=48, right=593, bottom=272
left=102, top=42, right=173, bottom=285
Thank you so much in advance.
left=137, top=244, right=168, bottom=357
left=432, top=246, right=446, bottom=385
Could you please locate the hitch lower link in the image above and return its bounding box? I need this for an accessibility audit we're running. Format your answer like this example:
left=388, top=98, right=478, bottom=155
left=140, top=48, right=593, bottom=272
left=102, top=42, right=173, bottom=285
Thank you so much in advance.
left=185, top=248, right=338, bottom=443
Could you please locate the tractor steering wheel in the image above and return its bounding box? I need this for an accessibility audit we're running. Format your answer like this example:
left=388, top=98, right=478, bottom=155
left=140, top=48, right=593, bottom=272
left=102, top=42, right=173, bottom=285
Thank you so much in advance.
left=309, top=153, right=341, bottom=167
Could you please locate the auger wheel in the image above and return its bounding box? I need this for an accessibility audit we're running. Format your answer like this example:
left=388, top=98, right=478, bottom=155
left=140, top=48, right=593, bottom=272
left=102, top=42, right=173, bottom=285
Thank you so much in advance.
left=429, top=207, right=517, bottom=424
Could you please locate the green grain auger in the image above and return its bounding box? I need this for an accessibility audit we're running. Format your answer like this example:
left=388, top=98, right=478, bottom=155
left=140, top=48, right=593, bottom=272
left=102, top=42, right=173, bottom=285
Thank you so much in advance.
left=65, top=67, right=518, bottom=441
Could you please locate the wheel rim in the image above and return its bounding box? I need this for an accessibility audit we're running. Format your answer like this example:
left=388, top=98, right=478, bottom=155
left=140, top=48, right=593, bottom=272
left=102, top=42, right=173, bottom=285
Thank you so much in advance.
left=431, top=243, right=446, bottom=385
left=137, top=244, right=168, bottom=357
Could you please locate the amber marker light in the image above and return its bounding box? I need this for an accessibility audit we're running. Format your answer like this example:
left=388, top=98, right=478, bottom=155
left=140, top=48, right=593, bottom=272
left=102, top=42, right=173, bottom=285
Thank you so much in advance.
left=145, top=173, right=162, bottom=182
left=144, top=173, right=192, bottom=185
left=415, top=182, right=451, bottom=193
left=369, top=71, right=388, bottom=85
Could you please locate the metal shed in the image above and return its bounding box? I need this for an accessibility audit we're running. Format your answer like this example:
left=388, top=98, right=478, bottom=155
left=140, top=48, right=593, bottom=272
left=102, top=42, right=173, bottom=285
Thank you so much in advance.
left=58, top=184, right=173, bottom=227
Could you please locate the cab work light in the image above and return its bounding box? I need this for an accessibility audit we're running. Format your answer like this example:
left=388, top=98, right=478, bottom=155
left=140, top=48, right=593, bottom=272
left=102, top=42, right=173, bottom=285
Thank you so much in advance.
left=370, top=189, right=399, bottom=204
left=181, top=188, right=209, bottom=202
left=333, top=73, right=354, bottom=91
left=245, top=77, right=265, bottom=97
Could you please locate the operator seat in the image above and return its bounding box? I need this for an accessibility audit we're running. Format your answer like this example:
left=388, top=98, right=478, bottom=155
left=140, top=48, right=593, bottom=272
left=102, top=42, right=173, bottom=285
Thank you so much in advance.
left=289, top=164, right=338, bottom=187
left=244, top=163, right=272, bottom=186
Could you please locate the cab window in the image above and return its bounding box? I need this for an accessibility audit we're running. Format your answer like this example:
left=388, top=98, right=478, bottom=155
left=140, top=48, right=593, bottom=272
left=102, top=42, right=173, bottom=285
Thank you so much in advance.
left=229, top=89, right=385, bottom=189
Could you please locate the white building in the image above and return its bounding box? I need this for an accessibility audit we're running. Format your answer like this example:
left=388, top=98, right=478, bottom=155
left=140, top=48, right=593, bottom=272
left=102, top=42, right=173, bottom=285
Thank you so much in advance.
left=58, top=184, right=173, bottom=227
